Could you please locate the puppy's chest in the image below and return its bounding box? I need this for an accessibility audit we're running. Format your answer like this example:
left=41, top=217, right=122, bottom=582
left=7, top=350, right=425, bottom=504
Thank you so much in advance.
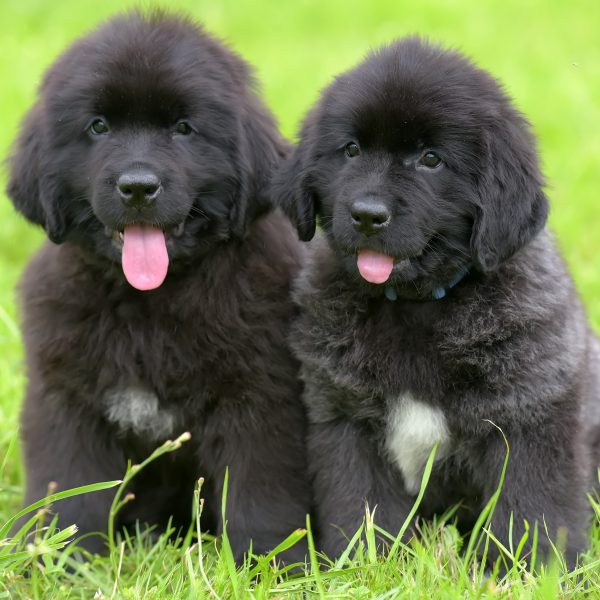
left=311, top=306, right=444, bottom=394
left=93, top=312, right=215, bottom=439
left=92, top=301, right=225, bottom=380
left=102, top=385, right=180, bottom=441
left=384, top=394, right=452, bottom=494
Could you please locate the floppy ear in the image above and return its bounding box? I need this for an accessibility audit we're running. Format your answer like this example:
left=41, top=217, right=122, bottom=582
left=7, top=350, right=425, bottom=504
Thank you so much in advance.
left=269, top=107, right=321, bottom=242
left=221, top=48, right=313, bottom=239
left=229, top=93, right=289, bottom=238
left=470, top=114, right=549, bottom=272
left=270, top=130, right=317, bottom=242
left=6, top=106, right=68, bottom=243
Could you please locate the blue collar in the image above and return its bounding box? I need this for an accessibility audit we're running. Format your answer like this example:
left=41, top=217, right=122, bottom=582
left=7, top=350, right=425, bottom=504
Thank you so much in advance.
left=384, top=264, right=471, bottom=302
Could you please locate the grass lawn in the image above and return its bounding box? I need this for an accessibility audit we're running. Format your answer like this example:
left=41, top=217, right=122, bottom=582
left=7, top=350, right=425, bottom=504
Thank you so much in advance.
left=1, top=0, right=599, bottom=597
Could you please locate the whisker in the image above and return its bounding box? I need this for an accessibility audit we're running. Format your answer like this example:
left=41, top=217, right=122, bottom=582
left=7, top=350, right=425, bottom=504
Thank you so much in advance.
left=189, top=206, right=209, bottom=219
left=430, top=232, right=471, bottom=258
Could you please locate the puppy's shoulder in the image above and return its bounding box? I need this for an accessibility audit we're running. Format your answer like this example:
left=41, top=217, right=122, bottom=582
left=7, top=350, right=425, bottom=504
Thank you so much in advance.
left=480, top=229, right=579, bottom=323
left=20, top=241, right=99, bottom=305
left=292, top=231, right=355, bottom=307
left=439, top=229, right=588, bottom=362
left=243, top=209, right=305, bottom=281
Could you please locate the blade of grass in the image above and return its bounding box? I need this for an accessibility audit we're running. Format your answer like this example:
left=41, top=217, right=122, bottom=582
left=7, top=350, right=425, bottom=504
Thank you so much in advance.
left=463, top=420, right=510, bottom=576
left=0, top=480, right=121, bottom=539
left=306, top=514, right=325, bottom=599
left=0, top=434, right=16, bottom=476
left=333, top=522, right=365, bottom=569
left=248, top=528, right=307, bottom=579
left=218, top=467, right=240, bottom=600
left=107, top=431, right=191, bottom=562
left=389, top=441, right=438, bottom=557
left=194, top=477, right=220, bottom=599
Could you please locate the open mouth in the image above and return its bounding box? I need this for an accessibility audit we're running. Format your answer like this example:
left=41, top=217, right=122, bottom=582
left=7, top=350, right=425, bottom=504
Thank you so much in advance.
left=105, top=221, right=186, bottom=247
left=103, top=221, right=186, bottom=291
left=356, top=248, right=423, bottom=284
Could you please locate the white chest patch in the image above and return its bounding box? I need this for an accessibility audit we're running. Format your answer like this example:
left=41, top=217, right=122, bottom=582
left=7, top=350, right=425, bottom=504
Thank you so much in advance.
left=103, top=386, right=176, bottom=441
left=385, top=394, right=451, bottom=495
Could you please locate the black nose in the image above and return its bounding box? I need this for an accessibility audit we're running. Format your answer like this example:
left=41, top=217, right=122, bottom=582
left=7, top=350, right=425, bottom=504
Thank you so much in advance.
left=117, top=171, right=161, bottom=208
left=350, top=200, right=391, bottom=235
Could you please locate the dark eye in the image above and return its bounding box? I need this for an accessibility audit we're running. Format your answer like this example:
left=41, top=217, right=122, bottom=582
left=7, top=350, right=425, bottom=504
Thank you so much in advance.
left=175, top=121, right=193, bottom=135
left=419, top=151, right=442, bottom=169
left=345, top=142, right=360, bottom=158
left=88, top=119, right=109, bottom=135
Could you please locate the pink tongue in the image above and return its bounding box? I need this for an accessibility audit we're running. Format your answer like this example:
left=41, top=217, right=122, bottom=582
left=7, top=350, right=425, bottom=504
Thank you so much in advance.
left=357, top=248, right=394, bottom=284
left=122, top=225, right=169, bottom=290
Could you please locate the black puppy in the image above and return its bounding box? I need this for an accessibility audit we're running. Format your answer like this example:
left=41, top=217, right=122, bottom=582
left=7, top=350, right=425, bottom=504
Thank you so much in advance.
left=7, top=11, right=309, bottom=561
left=273, top=37, right=600, bottom=567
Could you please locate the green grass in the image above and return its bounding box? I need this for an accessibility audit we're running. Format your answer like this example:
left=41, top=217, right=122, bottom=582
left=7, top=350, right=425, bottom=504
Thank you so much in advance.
left=1, top=0, right=599, bottom=597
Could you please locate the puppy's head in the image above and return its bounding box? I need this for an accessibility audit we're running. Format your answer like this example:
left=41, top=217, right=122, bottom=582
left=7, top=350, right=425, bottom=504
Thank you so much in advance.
left=7, top=11, right=285, bottom=290
left=273, top=38, right=548, bottom=298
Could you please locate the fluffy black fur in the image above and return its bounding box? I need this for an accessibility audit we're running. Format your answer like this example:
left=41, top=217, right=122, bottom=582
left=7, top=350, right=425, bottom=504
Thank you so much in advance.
left=7, top=11, right=309, bottom=561
left=273, top=38, right=600, bottom=567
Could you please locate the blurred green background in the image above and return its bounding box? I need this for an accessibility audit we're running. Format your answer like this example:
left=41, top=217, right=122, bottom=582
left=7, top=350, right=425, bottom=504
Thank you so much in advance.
left=0, top=0, right=599, bottom=500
